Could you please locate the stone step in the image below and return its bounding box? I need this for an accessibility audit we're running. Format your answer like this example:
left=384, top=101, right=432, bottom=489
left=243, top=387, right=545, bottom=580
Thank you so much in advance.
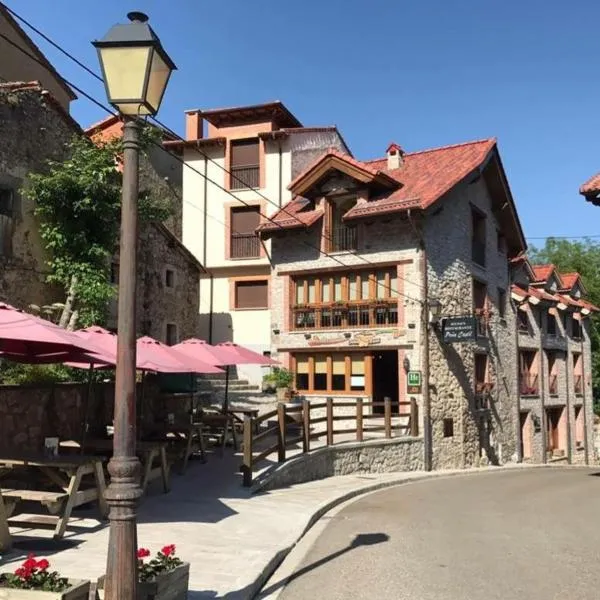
left=196, top=381, right=257, bottom=391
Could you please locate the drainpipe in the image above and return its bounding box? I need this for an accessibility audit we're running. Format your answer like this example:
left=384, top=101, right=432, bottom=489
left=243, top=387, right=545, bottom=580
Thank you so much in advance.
left=564, top=342, right=572, bottom=464
left=208, top=274, right=214, bottom=344
left=512, top=298, right=523, bottom=463
left=580, top=333, right=589, bottom=465
left=278, top=139, right=283, bottom=208
left=408, top=209, right=432, bottom=471
left=202, top=154, right=208, bottom=267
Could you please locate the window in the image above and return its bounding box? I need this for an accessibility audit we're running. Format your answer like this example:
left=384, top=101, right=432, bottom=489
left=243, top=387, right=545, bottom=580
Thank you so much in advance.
left=0, top=188, right=14, bottom=257
left=234, top=280, right=268, bottom=309
left=110, top=262, right=119, bottom=285
left=443, top=418, right=454, bottom=438
left=497, top=231, right=506, bottom=254
left=293, top=352, right=367, bottom=394
left=230, top=139, right=260, bottom=189
left=572, top=317, right=582, bottom=340
left=292, top=268, right=399, bottom=330
left=474, top=353, right=488, bottom=392
left=546, top=311, right=557, bottom=336
left=573, top=353, right=583, bottom=395
left=547, top=351, right=558, bottom=395
left=328, top=197, right=358, bottom=252
left=561, top=312, right=569, bottom=337
left=471, top=208, right=486, bottom=266
left=230, top=206, right=260, bottom=259
left=517, top=307, right=529, bottom=333
left=519, top=351, right=538, bottom=396
left=166, top=323, right=177, bottom=346
left=165, top=269, right=174, bottom=288
left=497, top=288, right=506, bottom=320
left=473, top=280, right=488, bottom=336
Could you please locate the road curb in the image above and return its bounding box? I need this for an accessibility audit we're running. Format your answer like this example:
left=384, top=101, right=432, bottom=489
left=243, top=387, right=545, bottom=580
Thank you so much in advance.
left=248, top=464, right=557, bottom=599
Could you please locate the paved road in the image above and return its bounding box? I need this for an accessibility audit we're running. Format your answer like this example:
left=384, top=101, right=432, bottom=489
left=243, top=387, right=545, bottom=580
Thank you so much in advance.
left=277, top=468, right=600, bottom=600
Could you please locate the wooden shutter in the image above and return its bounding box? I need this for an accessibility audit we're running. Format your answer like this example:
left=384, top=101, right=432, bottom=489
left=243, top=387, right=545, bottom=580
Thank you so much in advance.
left=235, top=280, right=268, bottom=309
left=231, top=139, right=259, bottom=167
left=231, top=207, right=260, bottom=235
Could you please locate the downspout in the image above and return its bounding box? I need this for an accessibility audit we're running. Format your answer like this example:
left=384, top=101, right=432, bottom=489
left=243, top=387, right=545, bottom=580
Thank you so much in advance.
left=408, top=209, right=432, bottom=471
left=565, top=341, right=572, bottom=464
left=537, top=308, right=547, bottom=464
left=278, top=139, right=283, bottom=208
left=580, top=331, right=589, bottom=465
left=512, top=297, right=523, bottom=463
left=201, top=152, right=215, bottom=344
left=208, top=274, right=214, bottom=344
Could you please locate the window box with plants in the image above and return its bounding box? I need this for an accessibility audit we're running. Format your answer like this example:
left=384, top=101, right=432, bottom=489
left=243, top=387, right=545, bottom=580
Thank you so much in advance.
left=263, top=368, right=294, bottom=401
left=97, top=545, right=189, bottom=600
left=0, top=555, right=90, bottom=599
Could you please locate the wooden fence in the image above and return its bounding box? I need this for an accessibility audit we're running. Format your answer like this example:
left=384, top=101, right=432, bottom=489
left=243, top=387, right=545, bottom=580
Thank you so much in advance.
left=241, top=397, right=419, bottom=487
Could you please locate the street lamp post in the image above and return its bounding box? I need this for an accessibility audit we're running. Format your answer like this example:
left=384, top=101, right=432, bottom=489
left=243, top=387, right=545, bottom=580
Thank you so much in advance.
left=93, top=13, right=176, bottom=600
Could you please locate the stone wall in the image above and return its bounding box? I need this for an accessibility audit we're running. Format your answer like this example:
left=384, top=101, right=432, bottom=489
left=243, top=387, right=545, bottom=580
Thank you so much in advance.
left=0, top=85, right=77, bottom=310
left=425, top=177, right=518, bottom=469
left=255, top=437, right=424, bottom=491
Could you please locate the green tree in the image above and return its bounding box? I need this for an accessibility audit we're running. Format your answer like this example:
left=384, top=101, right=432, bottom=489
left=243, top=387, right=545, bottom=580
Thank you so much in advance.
left=529, top=238, right=600, bottom=400
left=25, top=131, right=170, bottom=329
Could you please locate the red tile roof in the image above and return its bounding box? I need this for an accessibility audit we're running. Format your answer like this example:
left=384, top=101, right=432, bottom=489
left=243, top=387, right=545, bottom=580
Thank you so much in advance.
left=559, top=272, right=580, bottom=290
left=580, top=172, right=600, bottom=195
left=531, top=264, right=563, bottom=286
left=256, top=199, right=323, bottom=233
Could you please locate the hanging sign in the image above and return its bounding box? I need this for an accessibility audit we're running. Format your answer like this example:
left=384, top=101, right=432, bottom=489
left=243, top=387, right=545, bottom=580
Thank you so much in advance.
left=407, top=370, right=422, bottom=394
left=442, top=316, right=477, bottom=343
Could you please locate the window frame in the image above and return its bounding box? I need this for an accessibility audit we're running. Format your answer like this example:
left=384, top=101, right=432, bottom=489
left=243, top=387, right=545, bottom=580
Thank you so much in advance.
left=291, top=352, right=371, bottom=396
left=0, top=187, right=15, bottom=258
left=233, top=278, right=269, bottom=311
left=165, top=323, right=178, bottom=346
left=229, top=205, right=261, bottom=260
left=229, top=138, right=261, bottom=191
left=165, top=268, right=175, bottom=289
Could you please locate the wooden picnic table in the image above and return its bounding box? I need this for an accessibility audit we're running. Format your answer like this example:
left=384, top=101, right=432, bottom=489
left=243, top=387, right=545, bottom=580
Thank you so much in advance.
left=0, top=454, right=107, bottom=548
left=60, top=439, right=170, bottom=494
left=144, top=422, right=207, bottom=474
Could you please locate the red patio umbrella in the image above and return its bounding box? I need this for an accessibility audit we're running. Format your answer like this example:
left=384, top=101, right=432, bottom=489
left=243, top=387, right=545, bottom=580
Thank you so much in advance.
left=136, top=337, right=224, bottom=374
left=172, top=338, right=237, bottom=367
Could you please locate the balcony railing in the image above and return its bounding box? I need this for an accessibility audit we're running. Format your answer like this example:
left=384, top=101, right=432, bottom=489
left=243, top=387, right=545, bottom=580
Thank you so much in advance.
left=231, top=165, right=260, bottom=190
left=574, top=374, right=583, bottom=395
left=548, top=374, right=558, bottom=395
left=292, top=301, right=398, bottom=330
left=471, top=239, right=486, bottom=267
left=331, top=226, right=357, bottom=252
left=230, top=233, right=260, bottom=259
left=475, top=312, right=488, bottom=337
left=520, top=373, right=539, bottom=396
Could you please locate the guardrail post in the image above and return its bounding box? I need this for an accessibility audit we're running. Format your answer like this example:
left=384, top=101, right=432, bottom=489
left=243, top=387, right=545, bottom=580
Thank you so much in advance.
left=326, top=397, right=334, bottom=446
left=277, top=403, right=286, bottom=462
left=242, top=415, right=253, bottom=487
left=410, top=397, right=419, bottom=437
left=302, top=399, right=311, bottom=453
left=384, top=396, right=392, bottom=438
left=356, top=397, right=363, bottom=442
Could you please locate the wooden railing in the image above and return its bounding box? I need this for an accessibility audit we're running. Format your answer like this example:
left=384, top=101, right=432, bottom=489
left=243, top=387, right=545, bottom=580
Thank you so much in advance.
left=292, top=301, right=398, bottom=330
left=331, top=226, right=357, bottom=252
left=519, top=373, right=539, bottom=396
left=241, top=397, right=419, bottom=487
left=231, top=165, right=260, bottom=190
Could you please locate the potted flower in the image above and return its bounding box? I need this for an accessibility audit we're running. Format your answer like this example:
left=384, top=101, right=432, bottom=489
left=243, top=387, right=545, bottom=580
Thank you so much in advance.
left=97, top=544, right=189, bottom=600
left=268, top=368, right=294, bottom=401
left=0, top=554, right=89, bottom=599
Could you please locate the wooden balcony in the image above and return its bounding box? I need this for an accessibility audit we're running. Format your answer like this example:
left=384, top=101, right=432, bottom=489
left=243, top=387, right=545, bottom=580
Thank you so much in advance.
left=231, top=165, right=260, bottom=190
left=230, top=233, right=260, bottom=259
left=548, top=373, right=558, bottom=395
left=330, top=226, right=357, bottom=252
left=520, top=373, right=539, bottom=396
left=292, top=301, right=398, bottom=330
left=574, top=374, right=583, bottom=395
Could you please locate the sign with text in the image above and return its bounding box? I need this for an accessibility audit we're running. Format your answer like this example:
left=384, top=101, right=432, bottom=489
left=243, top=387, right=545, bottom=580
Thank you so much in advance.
left=442, top=316, right=477, bottom=343
left=407, top=370, right=422, bottom=394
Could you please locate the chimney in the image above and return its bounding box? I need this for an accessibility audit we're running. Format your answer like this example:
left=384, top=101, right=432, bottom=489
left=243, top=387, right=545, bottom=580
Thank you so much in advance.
left=185, top=111, right=203, bottom=140
left=386, top=142, right=404, bottom=170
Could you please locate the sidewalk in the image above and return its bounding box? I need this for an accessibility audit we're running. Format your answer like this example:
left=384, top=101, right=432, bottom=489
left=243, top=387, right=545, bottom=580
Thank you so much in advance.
left=0, top=451, right=532, bottom=599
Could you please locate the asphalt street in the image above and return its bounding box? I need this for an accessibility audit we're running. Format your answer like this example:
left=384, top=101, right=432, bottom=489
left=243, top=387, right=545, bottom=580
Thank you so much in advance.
left=277, top=468, right=600, bottom=600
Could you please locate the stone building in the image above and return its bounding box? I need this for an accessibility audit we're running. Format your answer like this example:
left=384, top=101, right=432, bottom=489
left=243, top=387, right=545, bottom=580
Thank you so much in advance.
left=258, top=140, right=597, bottom=469
left=511, top=259, right=596, bottom=464
left=170, top=101, right=349, bottom=383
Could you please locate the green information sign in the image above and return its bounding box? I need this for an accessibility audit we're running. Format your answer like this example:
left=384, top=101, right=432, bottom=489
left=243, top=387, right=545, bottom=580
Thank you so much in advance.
left=407, top=370, right=422, bottom=394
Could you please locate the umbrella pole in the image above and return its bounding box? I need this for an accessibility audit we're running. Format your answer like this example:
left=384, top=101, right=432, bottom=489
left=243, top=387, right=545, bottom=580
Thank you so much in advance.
left=80, top=364, right=95, bottom=455
left=139, top=370, right=146, bottom=442
left=222, top=365, right=230, bottom=414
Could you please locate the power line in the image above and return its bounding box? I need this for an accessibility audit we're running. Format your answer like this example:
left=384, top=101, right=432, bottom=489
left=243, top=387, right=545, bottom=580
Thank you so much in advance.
left=526, top=234, right=600, bottom=241
left=2, top=3, right=428, bottom=297
left=0, top=25, right=423, bottom=306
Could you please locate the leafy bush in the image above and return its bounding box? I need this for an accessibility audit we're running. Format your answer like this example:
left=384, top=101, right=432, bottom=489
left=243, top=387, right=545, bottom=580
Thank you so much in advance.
left=263, top=368, right=294, bottom=389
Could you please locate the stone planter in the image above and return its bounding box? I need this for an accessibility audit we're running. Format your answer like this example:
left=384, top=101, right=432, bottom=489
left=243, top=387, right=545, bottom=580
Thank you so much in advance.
left=0, top=580, right=90, bottom=600
left=97, top=563, right=190, bottom=600
left=276, top=387, right=289, bottom=402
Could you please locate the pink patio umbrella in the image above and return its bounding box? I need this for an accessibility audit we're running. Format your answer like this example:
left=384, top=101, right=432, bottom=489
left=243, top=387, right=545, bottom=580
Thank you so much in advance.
left=0, top=303, right=107, bottom=361
left=174, top=339, right=277, bottom=412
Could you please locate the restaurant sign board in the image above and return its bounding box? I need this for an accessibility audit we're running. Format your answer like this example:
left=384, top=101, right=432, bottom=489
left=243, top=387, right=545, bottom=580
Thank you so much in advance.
left=442, top=316, right=477, bottom=343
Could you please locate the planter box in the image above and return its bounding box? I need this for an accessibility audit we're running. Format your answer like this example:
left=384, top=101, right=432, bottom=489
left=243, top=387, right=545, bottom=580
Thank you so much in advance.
left=96, top=563, right=190, bottom=600
left=0, top=580, right=89, bottom=600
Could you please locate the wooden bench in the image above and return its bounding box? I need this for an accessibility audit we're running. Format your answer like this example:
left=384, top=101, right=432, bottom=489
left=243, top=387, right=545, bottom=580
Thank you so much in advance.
left=1, top=489, right=68, bottom=516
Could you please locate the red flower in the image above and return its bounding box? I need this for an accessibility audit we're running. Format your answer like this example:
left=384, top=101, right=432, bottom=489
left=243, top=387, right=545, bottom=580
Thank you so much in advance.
left=23, top=554, right=37, bottom=570
left=137, top=548, right=151, bottom=559
left=161, top=544, right=176, bottom=557
left=37, top=559, right=50, bottom=571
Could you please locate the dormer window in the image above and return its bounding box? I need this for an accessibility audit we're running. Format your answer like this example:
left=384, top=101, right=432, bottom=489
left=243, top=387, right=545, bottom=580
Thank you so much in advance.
left=471, top=207, right=486, bottom=267
left=327, top=196, right=357, bottom=252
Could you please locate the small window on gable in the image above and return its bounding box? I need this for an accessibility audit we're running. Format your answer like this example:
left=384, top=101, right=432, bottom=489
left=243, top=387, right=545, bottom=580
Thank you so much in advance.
left=166, top=323, right=178, bottom=346
left=497, top=231, right=506, bottom=254
left=165, top=269, right=175, bottom=288
left=443, top=418, right=454, bottom=438
left=0, top=188, right=14, bottom=257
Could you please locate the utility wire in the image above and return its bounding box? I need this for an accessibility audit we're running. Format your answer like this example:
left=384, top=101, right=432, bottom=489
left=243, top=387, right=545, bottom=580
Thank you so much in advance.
left=2, top=3, right=428, bottom=296
left=0, top=26, right=423, bottom=306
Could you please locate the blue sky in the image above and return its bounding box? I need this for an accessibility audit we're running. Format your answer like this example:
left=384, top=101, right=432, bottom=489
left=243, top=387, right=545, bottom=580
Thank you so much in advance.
left=4, top=0, right=600, bottom=243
